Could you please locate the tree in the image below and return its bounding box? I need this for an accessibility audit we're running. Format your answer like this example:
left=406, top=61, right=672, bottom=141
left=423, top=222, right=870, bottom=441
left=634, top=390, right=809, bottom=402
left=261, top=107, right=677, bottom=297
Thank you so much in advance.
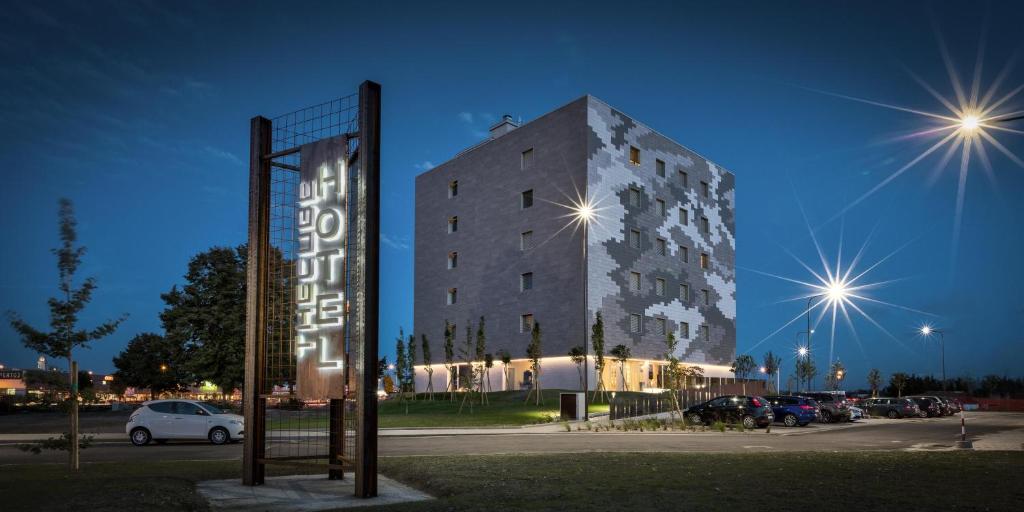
left=591, top=312, right=608, bottom=403
left=112, top=333, right=187, bottom=400
left=483, top=353, right=494, bottom=396
left=160, top=245, right=246, bottom=397
left=610, top=344, right=631, bottom=391
left=732, top=355, right=756, bottom=394
left=867, top=368, right=882, bottom=397
left=475, top=316, right=488, bottom=404
left=406, top=333, right=417, bottom=400
left=568, top=345, right=586, bottom=391
left=458, top=322, right=477, bottom=413
left=890, top=372, right=909, bottom=397
left=825, top=360, right=846, bottom=391
left=443, top=320, right=456, bottom=401
left=395, top=329, right=407, bottom=392
left=795, top=358, right=817, bottom=392
left=498, top=349, right=512, bottom=391
left=524, top=321, right=544, bottom=405
left=663, top=331, right=684, bottom=419
left=762, top=351, right=782, bottom=393
left=7, top=198, right=126, bottom=470
left=421, top=335, right=434, bottom=400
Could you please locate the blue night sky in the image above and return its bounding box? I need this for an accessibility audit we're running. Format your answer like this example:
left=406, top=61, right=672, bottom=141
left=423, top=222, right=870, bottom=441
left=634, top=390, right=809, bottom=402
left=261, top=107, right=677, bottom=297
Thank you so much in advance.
left=1, top=1, right=1022, bottom=387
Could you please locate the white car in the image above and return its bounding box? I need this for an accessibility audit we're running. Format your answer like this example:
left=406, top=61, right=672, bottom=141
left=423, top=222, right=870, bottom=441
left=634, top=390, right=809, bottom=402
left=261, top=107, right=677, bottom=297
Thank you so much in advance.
left=849, top=406, right=864, bottom=421
left=127, top=399, right=244, bottom=446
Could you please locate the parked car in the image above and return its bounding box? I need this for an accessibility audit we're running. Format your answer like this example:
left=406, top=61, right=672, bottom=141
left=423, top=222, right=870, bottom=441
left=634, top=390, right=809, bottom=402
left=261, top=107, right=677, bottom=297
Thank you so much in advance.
left=848, top=406, right=864, bottom=420
left=910, top=395, right=952, bottom=416
left=126, top=399, right=244, bottom=446
left=860, top=397, right=920, bottom=418
left=943, top=397, right=962, bottom=414
left=800, top=392, right=851, bottom=423
left=763, top=395, right=818, bottom=427
left=684, top=395, right=775, bottom=429
left=908, top=397, right=942, bottom=417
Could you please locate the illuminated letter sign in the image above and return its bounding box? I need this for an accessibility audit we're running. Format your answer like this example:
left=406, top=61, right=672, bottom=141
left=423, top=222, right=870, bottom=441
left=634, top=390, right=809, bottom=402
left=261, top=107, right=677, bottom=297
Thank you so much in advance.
left=295, top=136, right=347, bottom=399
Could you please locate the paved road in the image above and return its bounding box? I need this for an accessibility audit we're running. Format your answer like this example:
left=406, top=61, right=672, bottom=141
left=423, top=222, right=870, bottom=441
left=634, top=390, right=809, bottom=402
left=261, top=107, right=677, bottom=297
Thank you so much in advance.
left=1, top=413, right=1021, bottom=465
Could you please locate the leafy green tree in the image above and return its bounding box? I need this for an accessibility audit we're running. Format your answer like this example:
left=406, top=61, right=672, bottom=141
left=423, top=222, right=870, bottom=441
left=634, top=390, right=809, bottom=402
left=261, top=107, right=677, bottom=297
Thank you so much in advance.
left=525, top=321, right=544, bottom=405
left=889, top=372, right=909, bottom=397
left=112, top=333, right=187, bottom=400
left=475, top=316, right=487, bottom=404
left=7, top=198, right=126, bottom=470
left=569, top=345, right=586, bottom=391
left=421, top=334, right=434, bottom=400
left=825, top=360, right=846, bottom=390
left=610, top=344, right=631, bottom=391
left=591, top=312, right=608, bottom=403
left=867, top=368, right=882, bottom=397
left=762, top=351, right=782, bottom=393
left=443, top=320, right=456, bottom=401
left=732, top=354, right=757, bottom=394
left=795, top=358, right=817, bottom=392
left=160, top=245, right=246, bottom=397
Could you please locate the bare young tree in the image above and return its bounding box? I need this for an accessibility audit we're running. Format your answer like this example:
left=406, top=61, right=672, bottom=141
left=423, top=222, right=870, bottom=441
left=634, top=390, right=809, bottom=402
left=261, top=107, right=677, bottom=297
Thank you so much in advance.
left=475, top=316, right=488, bottom=405
left=8, top=199, right=126, bottom=470
left=443, top=320, right=455, bottom=401
left=732, top=354, right=757, bottom=394
left=498, top=349, right=512, bottom=391
left=458, top=322, right=477, bottom=414
left=762, top=351, right=782, bottom=394
left=591, top=312, right=608, bottom=403
left=610, top=344, right=631, bottom=392
left=568, top=345, right=586, bottom=391
left=867, top=368, right=882, bottom=397
left=421, top=334, right=434, bottom=400
left=524, top=321, right=544, bottom=405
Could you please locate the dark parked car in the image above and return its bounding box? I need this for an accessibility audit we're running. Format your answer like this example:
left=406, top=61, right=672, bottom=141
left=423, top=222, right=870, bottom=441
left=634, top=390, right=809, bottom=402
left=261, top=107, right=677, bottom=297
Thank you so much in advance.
left=861, top=397, right=920, bottom=418
left=684, top=395, right=775, bottom=429
left=908, top=397, right=941, bottom=417
left=764, top=395, right=819, bottom=427
left=800, top=392, right=851, bottom=423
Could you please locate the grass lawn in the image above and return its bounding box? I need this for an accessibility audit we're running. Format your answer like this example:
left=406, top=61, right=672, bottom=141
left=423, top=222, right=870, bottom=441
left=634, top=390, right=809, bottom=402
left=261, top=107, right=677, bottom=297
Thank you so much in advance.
left=267, top=389, right=617, bottom=430
left=1, top=452, right=1021, bottom=511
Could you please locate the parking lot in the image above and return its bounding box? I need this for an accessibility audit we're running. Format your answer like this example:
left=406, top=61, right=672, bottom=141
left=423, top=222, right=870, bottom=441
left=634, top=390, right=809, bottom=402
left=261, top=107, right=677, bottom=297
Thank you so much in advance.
left=1, top=411, right=1020, bottom=465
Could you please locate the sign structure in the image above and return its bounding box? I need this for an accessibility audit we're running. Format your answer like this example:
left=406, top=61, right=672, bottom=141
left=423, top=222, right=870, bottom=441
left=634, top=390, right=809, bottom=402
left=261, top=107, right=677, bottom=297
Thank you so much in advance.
left=296, top=136, right=347, bottom=399
left=243, top=81, right=380, bottom=498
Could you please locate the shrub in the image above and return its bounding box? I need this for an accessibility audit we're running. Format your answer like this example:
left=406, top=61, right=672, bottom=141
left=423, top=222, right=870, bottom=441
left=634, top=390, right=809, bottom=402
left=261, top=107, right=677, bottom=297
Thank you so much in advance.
left=712, top=420, right=726, bottom=432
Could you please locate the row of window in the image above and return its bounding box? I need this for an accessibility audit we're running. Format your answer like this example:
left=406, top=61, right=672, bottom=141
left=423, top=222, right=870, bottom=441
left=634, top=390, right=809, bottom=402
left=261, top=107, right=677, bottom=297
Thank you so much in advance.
left=629, top=272, right=712, bottom=304
left=629, top=146, right=711, bottom=198
left=517, top=312, right=709, bottom=340
left=630, top=188, right=711, bottom=231
left=630, top=229, right=711, bottom=268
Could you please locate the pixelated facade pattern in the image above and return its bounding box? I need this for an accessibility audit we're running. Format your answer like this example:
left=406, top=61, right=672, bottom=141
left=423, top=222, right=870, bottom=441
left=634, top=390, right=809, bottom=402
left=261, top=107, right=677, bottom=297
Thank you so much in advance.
left=414, top=96, right=735, bottom=390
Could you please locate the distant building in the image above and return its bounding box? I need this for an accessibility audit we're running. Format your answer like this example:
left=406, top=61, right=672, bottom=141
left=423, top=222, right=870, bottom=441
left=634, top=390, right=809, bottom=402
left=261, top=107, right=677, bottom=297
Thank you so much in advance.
left=413, top=95, right=736, bottom=393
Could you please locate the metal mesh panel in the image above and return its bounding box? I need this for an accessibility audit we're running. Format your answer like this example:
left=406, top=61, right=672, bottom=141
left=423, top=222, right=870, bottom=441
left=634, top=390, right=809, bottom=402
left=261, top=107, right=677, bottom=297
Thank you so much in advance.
left=259, top=93, right=360, bottom=468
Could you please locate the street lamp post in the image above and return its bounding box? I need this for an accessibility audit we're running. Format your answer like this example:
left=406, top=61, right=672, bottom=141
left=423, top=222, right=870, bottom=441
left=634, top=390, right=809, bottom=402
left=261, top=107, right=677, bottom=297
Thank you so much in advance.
left=582, top=212, right=589, bottom=421
left=920, top=326, right=946, bottom=391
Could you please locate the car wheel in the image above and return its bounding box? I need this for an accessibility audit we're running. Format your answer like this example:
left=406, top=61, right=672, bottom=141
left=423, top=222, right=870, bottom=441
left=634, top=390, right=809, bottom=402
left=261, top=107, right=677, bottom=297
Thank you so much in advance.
left=887, top=410, right=899, bottom=419
left=918, top=410, right=928, bottom=418
left=209, top=427, right=230, bottom=445
left=742, top=415, right=756, bottom=429
left=783, top=414, right=798, bottom=427
left=688, top=413, right=703, bottom=425
left=130, top=427, right=151, bottom=446
left=821, top=410, right=833, bottom=423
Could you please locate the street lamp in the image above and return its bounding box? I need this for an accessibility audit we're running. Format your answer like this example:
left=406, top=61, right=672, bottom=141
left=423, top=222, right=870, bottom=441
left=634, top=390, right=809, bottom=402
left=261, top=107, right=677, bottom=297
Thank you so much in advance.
left=160, top=363, right=168, bottom=372
left=919, top=325, right=946, bottom=391
left=570, top=197, right=595, bottom=421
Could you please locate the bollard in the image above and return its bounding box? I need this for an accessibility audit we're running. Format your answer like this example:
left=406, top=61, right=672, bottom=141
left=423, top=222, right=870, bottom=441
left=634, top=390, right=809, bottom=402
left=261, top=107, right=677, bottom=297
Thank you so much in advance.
left=956, top=409, right=973, bottom=449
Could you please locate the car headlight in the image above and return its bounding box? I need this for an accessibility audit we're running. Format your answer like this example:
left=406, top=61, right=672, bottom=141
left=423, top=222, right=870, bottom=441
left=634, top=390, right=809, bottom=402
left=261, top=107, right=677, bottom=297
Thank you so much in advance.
left=229, top=420, right=243, bottom=425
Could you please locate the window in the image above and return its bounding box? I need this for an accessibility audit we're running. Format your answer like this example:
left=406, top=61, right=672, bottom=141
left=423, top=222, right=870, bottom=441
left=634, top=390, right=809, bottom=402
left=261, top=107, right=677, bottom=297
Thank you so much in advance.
left=521, top=148, right=533, bottom=169
left=680, top=283, right=690, bottom=301
left=175, top=402, right=202, bottom=415
left=656, top=159, right=665, bottom=177
left=655, top=317, right=667, bottom=336
left=656, top=198, right=666, bottom=217
left=700, top=324, right=710, bottom=341
left=629, top=229, right=641, bottom=249
left=448, top=180, right=458, bottom=198
left=520, top=272, right=533, bottom=291
left=656, top=238, right=667, bottom=256
left=448, top=216, right=458, bottom=233
left=149, top=402, right=174, bottom=413
left=680, top=322, right=690, bottom=339
left=701, top=181, right=710, bottom=198
left=521, top=189, right=534, bottom=209
left=520, top=230, right=533, bottom=250
left=680, top=245, right=689, bottom=263
left=629, top=187, right=641, bottom=207
left=447, top=288, right=457, bottom=305
left=520, top=314, right=534, bottom=333
left=655, top=278, right=666, bottom=296
left=629, top=146, right=640, bottom=166
left=679, top=170, right=689, bottom=187
left=629, top=313, right=642, bottom=333
left=702, top=288, right=710, bottom=305
left=630, top=272, right=642, bottom=292
left=701, top=216, right=710, bottom=234
left=447, top=251, right=458, bottom=269
left=700, top=252, right=710, bottom=269
left=678, top=208, right=689, bottom=225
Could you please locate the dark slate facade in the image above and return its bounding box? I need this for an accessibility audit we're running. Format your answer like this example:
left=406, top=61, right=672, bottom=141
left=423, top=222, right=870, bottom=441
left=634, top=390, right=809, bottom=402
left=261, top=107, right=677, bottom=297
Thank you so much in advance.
left=414, top=96, right=736, bottom=375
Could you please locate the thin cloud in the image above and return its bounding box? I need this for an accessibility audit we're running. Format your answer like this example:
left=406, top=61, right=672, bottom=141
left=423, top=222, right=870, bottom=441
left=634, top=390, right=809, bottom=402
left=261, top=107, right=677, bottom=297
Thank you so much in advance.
left=414, top=161, right=435, bottom=171
left=204, top=146, right=243, bottom=166
left=381, top=234, right=410, bottom=251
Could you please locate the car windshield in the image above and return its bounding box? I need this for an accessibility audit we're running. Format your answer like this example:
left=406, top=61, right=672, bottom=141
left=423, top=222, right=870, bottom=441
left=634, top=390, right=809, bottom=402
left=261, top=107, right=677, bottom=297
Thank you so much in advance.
left=199, top=402, right=228, bottom=414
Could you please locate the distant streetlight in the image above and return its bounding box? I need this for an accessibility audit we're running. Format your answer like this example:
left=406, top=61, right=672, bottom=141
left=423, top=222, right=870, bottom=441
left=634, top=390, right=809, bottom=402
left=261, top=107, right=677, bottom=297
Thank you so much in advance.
left=160, top=364, right=168, bottom=372
left=919, top=325, right=946, bottom=391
